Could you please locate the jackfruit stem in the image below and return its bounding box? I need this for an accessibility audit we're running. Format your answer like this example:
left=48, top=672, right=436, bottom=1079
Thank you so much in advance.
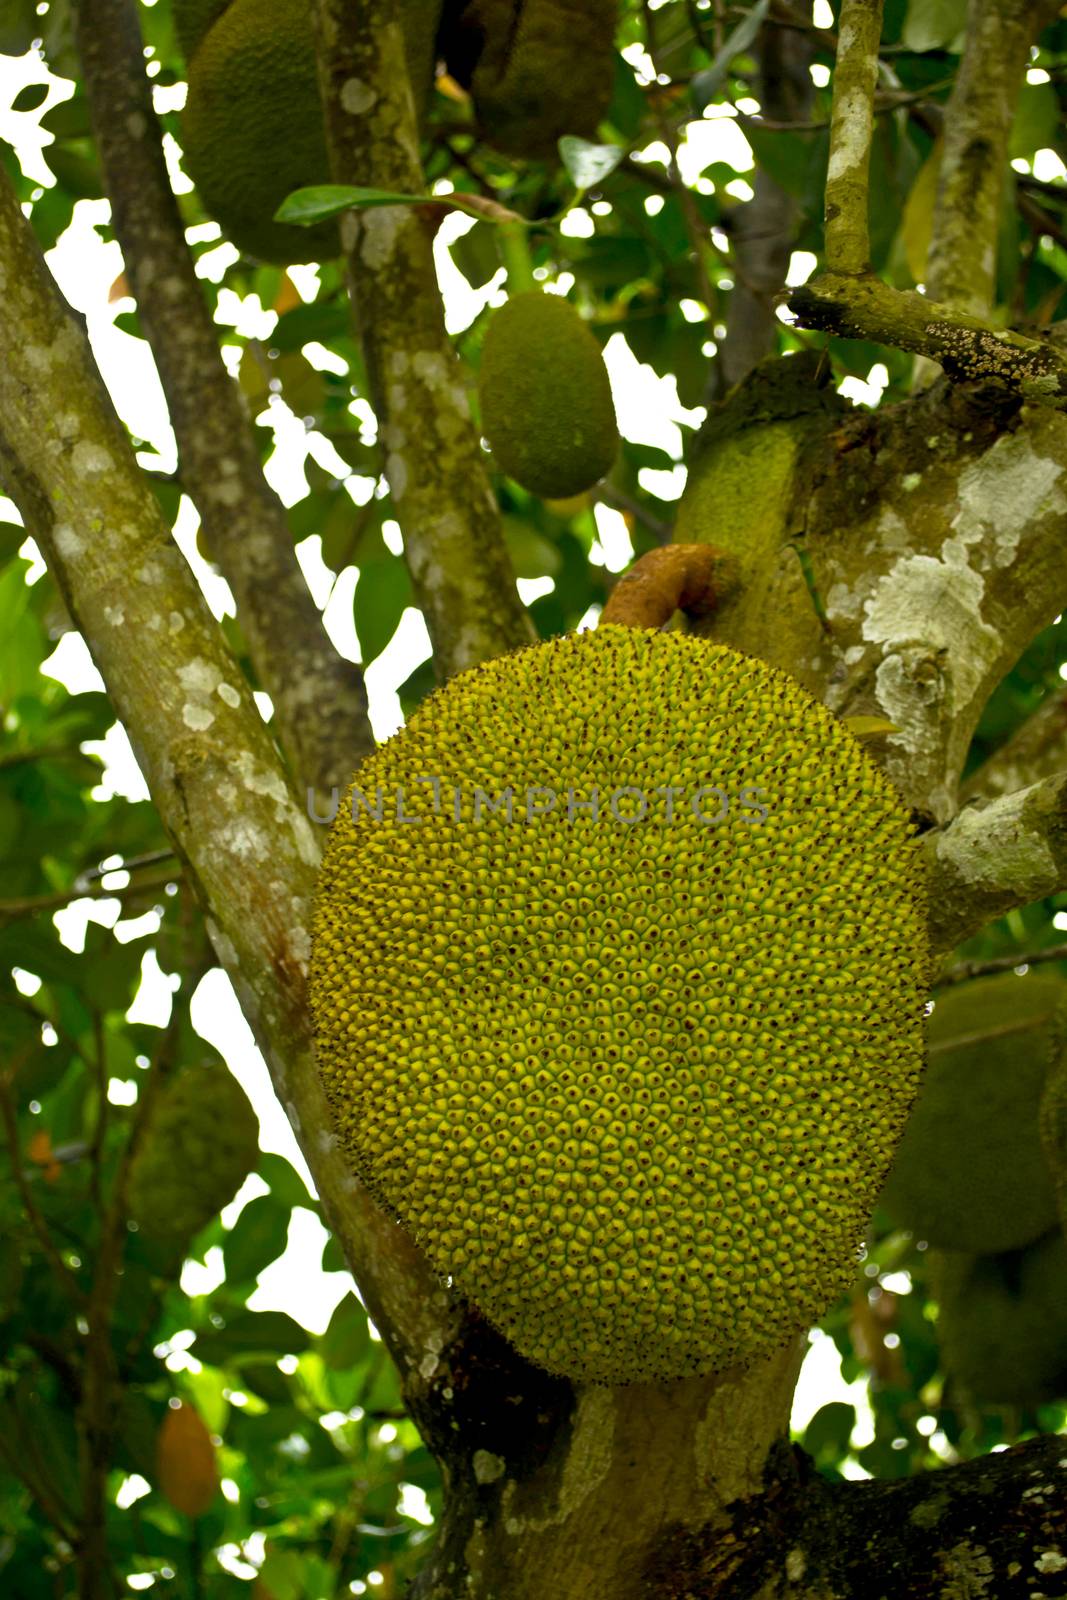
left=600, top=544, right=740, bottom=630
left=499, top=222, right=536, bottom=295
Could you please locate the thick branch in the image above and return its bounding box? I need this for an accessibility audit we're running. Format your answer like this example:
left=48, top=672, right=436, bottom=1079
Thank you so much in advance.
left=823, top=0, right=884, bottom=274
left=923, top=770, right=1067, bottom=962
left=961, top=688, right=1067, bottom=802
left=309, top=0, right=533, bottom=680
left=713, top=11, right=815, bottom=399
left=789, top=271, right=1067, bottom=405
left=925, top=0, right=1060, bottom=316
left=0, top=164, right=459, bottom=1405
left=72, top=0, right=374, bottom=799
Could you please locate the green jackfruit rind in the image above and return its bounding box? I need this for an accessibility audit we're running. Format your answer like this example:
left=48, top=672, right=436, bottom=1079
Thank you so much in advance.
left=127, top=1063, right=259, bottom=1246
left=181, top=0, right=442, bottom=264
left=445, top=0, right=618, bottom=156
left=1039, top=1025, right=1067, bottom=1240
left=878, top=972, right=1066, bottom=1254
left=181, top=0, right=335, bottom=264
left=310, top=626, right=928, bottom=1384
left=479, top=293, right=619, bottom=498
left=172, top=0, right=230, bottom=62
left=934, top=1231, right=1067, bottom=1406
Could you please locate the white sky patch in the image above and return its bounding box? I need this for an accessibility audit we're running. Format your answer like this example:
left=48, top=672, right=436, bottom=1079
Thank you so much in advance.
left=434, top=211, right=505, bottom=334
left=41, top=630, right=105, bottom=694
left=191, top=968, right=315, bottom=1186
left=363, top=607, right=433, bottom=742
left=591, top=503, right=634, bottom=572
left=791, top=1328, right=874, bottom=1475
left=604, top=332, right=705, bottom=457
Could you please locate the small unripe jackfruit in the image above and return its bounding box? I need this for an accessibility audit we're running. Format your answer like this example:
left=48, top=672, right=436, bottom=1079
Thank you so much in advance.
left=442, top=0, right=617, bottom=157
left=934, top=1230, right=1067, bottom=1406
left=311, top=626, right=928, bottom=1384
left=479, top=292, right=619, bottom=498
left=878, top=972, right=1067, bottom=1253
left=127, top=1062, right=259, bottom=1248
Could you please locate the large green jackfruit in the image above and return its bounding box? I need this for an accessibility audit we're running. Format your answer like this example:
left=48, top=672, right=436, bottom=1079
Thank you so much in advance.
left=878, top=972, right=1067, bottom=1253
left=172, top=0, right=229, bottom=62
left=181, top=0, right=442, bottom=264
left=934, top=1230, right=1067, bottom=1406
left=442, top=0, right=618, bottom=156
left=479, top=292, right=619, bottom=498
left=310, top=626, right=928, bottom=1384
left=127, top=1062, right=259, bottom=1248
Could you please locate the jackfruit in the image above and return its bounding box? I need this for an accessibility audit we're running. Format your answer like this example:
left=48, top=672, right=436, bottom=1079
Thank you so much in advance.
left=878, top=972, right=1067, bottom=1253
left=310, top=626, right=928, bottom=1384
left=172, top=0, right=228, bottom=62
left=479, top=292, right=619, bottom=498
left=934, top=1230, right=1067, bottom=1406
left=180, top=0, right=442, bottom=264
left=1039, top=1028, right=1067, bottom=1238
left=442, top=0, right=618, bottom=157
left=127, top=1062, right=259, bottom=1248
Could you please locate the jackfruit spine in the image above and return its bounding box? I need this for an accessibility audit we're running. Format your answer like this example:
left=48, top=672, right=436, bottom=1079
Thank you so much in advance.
left=311, top=626, right=928, bottom=1384
left=127, top=1061, right=259, bottom=1249
left=478, top=293, right=619, bottom=498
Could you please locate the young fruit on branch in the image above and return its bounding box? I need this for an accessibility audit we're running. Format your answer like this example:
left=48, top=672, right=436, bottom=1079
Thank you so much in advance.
left=127, top=1061, right=259, bottom=1250
left=478, top=291, right=619, bottom=498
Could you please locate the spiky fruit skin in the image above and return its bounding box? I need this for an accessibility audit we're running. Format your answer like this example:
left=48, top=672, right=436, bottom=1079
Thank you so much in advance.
left=878, top=972, right=1066, bottom=1253
left=127, top=1063, right=259, bottom=1248
left=311, top=627, right=928, bottom=1385
left=181, top=0, right=441, bottom=264
left=479, top=293, right=619, bottom=498
left=443, top=0, right=617, bottom=156
left=181, top=0, right=335, bottom=264
left=934, top=1231, right=1067, bottom=1406
left=172, top=0, right=229, bottom=60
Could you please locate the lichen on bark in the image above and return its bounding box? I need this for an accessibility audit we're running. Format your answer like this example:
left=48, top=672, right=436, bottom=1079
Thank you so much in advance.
left=309, top=0, right=534, bottom=680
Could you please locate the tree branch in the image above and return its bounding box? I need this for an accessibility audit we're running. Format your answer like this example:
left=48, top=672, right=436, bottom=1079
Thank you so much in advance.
left=961, top=688, right=1067, bottom=802
left=0, top=163, right=459, bottom=1409
left=925, top=0, right=1060, bottom=317
left=823, top=0, right=884, bottom=274
left=708, top=8, right=815, bottom=400
left=788, top=270, right=1067, bottom=405
left=309, top=0, right=534, bottom=680
left=923, top=770, right=1067, bottom=963
left=934, top=937, right=1067, bottom=987
left=72, top=0, right=374, bottom=800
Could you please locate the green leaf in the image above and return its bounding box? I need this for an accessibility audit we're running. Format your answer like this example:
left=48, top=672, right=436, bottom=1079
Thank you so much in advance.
left=11, top=83, right=48, bottom=113
left=0, top=0, right=38, bottom=56
left=901, top=0, right=967, bottom=53
left=353, top=558, right=412, bottom=666
left=1009, top=83, right=1059, bottom=162
left=275, top=184, right=425, bottom=226
left=257, top=1151, right=315, bottom=1210
left=40, top=95, right=92, bottom=140
left=193, top=1308, right=311, bottom=1364
left=321, top=1232, right=347, bottom=1273
left=449, top=220, right=502, bottom=290
left=803, top=1400, right=856, bottom=1461
left=319, top=1293, right=370, bottom=1370
left=222, top=1193, right=291, bottom=1284
left=690, top=0, right=771, bottom=111
left=558, top=137, right=624, bottom=190
left=45, top=142, right=104, bottom=200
